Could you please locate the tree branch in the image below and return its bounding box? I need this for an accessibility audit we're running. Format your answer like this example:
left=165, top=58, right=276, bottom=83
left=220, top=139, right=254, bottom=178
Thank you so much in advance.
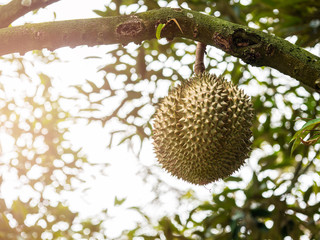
left=0, top=0, right=60, bottom=29
left=0, top=7, right=319, bottom=91
left=194, top=42, right=206, bottom=75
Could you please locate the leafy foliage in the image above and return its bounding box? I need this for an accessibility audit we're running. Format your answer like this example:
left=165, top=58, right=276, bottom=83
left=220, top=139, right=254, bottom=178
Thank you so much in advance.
left=248, top=0, right=320, bottom=47
left=0, top=0, right=319, bottom=239
left=0, top=54, right=108, bottom=239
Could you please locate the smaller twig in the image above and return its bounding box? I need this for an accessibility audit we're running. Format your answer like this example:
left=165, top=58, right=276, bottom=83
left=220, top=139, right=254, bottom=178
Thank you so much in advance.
left=194, top=42, right=206, bottom=75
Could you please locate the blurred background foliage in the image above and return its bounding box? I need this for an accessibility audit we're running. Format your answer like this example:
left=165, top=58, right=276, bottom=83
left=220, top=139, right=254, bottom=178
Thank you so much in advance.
left=0, top=0, right=319, bottom=239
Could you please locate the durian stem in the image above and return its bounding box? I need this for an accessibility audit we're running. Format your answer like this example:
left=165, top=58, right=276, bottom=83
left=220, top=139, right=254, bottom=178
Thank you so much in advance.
left=194, top=42, right=207, bottom=75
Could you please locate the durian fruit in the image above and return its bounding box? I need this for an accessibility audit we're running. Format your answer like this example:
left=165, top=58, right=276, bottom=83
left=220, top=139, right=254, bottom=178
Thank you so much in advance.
left=152, top=72, right=254, bottom=185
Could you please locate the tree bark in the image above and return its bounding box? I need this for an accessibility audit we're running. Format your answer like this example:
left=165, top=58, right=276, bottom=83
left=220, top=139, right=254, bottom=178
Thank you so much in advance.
left=0, top=7, right=319, bottom=91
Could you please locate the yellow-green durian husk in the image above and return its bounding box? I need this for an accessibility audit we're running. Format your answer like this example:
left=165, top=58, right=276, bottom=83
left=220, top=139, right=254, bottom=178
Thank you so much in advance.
left=152, top=72, right=254, bottom=185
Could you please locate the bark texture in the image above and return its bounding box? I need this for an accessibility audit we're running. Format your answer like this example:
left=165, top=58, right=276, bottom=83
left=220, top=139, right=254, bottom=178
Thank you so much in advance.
left=0, top=7, right=319, bottom=91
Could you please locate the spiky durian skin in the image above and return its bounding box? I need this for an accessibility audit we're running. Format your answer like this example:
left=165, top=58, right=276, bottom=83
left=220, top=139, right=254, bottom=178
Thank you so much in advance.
left=152, top=72, right=254, bottom=185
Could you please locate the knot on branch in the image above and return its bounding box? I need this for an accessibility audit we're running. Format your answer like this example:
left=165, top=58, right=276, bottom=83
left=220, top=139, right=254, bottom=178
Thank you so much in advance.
left=231, top=28, right=263, bottom=65
left=116, top=17, right=145, bottom=40
left=212, top=32, right=231, bottom=52
left=232, top=28, right=261, bottom=48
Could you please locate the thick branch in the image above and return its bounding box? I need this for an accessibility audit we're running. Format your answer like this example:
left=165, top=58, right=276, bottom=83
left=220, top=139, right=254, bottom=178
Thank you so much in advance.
left=0, top=0, right=60, bottom=28
left=0, top=8, right=319, bottom=91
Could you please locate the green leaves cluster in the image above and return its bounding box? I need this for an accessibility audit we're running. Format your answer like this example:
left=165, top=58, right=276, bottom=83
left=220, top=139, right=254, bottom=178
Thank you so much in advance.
left=248, top=0, right=320, bottom=47
left=0, top=0, right=319, bottom=239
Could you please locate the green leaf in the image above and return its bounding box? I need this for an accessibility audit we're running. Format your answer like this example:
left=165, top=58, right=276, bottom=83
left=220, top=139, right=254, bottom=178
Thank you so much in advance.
left=291, top=118, right=320, bottom=142
left=291, top=138, right=302, bottom=156
left=11, top=199, right=29, bottom=224
left=198, top=203, right=215, bottom=211
left=313, top=181, right=320, bottom=195
left=93, top=9, right=108, bottom=17
left=114, top=196, right=126, bottom=206
left=174, top=214, right=182, bottom=226
left=156, top=23, right=165, bottom=40
left=290, top=118, right=320, bottom=154
left=224, top=176, right=242, bottom=182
